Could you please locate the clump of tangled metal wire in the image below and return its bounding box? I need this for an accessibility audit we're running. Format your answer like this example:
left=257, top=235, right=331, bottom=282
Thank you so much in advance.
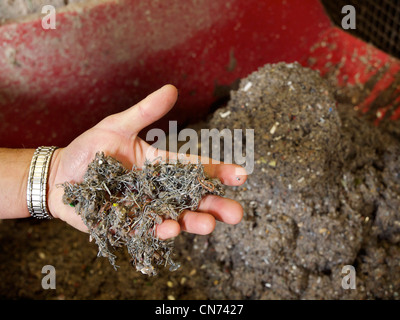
left=62, top=152, right=224, bottom=275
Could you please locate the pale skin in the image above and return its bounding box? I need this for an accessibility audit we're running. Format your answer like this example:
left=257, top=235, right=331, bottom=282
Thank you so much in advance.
left=0, top=85, right=247, bottom=239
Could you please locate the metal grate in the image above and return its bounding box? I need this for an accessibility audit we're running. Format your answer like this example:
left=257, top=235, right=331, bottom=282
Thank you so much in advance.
left=320, top=0, right=400, bottom=59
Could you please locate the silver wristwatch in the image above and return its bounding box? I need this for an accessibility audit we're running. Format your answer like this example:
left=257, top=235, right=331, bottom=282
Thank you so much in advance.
left=26, top=146, right=58, bottom=219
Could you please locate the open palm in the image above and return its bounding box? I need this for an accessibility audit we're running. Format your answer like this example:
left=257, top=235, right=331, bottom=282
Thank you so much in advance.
left=47, top=85, right=246, bottom=239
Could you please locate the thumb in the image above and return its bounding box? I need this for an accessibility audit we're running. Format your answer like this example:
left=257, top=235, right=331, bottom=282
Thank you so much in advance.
left=96, top=84, right=178, bottom=138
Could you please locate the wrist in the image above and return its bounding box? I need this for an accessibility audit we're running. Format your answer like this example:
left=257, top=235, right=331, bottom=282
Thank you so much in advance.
left=0, top=148, right=35, bottom=219
left=19, top=149, right=36, bottom=218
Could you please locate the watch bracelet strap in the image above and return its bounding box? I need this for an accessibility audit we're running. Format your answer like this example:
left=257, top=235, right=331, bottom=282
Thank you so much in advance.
left=27, top=146, right=58, bottom=219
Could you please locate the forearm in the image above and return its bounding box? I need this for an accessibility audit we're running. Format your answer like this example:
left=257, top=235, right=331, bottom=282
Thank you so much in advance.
left=0, top=148, right=35, bottom=219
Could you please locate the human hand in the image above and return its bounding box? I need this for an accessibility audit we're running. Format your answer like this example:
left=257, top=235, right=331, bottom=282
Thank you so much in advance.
left=47, top=85, right=247, bottom=239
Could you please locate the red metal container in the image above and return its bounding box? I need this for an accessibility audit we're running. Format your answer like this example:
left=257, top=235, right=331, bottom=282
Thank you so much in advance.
left=0, top=0, right=398, bottom=148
